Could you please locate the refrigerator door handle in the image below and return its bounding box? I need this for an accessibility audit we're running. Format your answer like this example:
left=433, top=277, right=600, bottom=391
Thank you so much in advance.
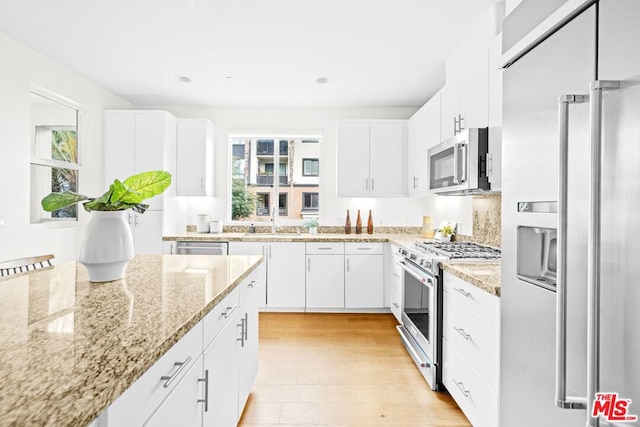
left=585, top=80, right=620, bottom=427
left=555, top=93, right=589, bottom=411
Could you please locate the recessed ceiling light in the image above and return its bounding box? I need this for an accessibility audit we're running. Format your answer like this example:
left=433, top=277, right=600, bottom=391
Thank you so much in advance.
left=316, top=77, right=330, bottom=84
left=176, top=75, right=192, bottom=83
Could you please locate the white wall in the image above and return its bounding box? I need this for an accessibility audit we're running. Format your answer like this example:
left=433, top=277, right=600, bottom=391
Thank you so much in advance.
left=0, top=33, right=132, bottom=263
left=153, top=106, right=424, bottom=231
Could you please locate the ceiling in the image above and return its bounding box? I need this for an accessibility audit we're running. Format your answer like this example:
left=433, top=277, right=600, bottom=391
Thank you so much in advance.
left=0, top=0, right=499, bottom=108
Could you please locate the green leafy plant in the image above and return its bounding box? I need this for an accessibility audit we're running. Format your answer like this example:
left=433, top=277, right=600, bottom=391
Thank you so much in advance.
left=304, top=218, right=319, bottom=229
left=439, top=224, right=456, bottom=237
left=41, top=170, right=171, bottom=214
left=231, top=178, right=257, bottom=220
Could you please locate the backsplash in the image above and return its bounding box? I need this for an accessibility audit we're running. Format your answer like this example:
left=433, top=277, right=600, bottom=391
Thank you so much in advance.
left=456, top=193, right=501, bottom=247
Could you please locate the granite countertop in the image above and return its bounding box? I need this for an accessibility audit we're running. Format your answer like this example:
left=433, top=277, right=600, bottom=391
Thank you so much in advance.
left=0, top=254, right=263, bottom=426
left=163, top=231, right=425, bottom=247
left=439, top=261, right=502, bottom=296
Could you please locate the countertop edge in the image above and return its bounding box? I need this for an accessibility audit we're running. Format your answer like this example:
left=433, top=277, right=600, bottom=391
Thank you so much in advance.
left=439, top=261, right=501, bottom=297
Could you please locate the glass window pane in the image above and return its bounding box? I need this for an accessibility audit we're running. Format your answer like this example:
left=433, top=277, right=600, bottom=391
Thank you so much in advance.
left=30, top=164, right=78, bottom=222
left=303, top=159, right=319, bottom=176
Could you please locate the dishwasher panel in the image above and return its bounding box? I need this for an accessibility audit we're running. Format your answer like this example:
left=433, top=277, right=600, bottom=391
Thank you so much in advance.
left=175, top=241, right=228, bottom=255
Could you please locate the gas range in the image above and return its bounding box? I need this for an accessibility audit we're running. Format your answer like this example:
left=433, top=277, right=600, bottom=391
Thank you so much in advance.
left=398, top=241, right=501, bottom=275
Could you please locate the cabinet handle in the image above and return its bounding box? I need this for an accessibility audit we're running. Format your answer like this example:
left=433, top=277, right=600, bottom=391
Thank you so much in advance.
left=357, top=247, right=372, bottom=251
left=365, top=178, right=369, bottom=192
left=307, top=258, right=311, bottom=272
left=346, top=258, right=350, bottom=272
left=269, top=245, right=272, bottom=259
left=453, top=287, right=472, bottom=298
left=160, top=355, right=192, bottom=388
left=453, top=326, right=473, bottom=341
left=413, top=176, right=418, bottom=190
left=244, top=312, right=248, bottom=341
left=237, top=317, right=246, bottom=347
left=248, top=280, right=257, bottom=288
left=221, top=305, right=239, bottom=319
left=393, top=302, right=399, bottom=308
left=393, top=273, right=400, bottom=278
left=318, top=247, right=333, bottom=250
left=453, top=379, right=471, bottom=397
left=371, top=178, right=375, bottom=191
left=128, top=212, right=133, bottom=225
left=198, top=369, right=209, bottom=412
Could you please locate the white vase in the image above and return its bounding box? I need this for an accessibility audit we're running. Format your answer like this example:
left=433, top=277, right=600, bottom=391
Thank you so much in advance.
left=78, top=211, right=135, bottom=282
left=309, top=226, right=318, bottom=235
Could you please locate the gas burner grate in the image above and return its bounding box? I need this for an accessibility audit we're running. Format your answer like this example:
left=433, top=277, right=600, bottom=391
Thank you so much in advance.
left=414, top=241, right=501, bottom=260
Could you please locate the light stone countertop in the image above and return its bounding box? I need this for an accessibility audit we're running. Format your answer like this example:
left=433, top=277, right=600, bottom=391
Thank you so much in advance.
left=0, top=254, right=263, bottom=426
left=439, top=261, right=502, bottom=296
left=163, top=231, right=425, bottom=247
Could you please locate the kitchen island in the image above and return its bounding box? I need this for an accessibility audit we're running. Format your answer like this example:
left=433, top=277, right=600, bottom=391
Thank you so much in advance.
left=0, top=254, right=263, bottom=426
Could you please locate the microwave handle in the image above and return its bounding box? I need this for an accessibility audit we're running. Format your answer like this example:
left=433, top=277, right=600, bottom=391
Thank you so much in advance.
left=459, top=143, right=467, bottom=183
left=453, top=144, right=460, bottom=184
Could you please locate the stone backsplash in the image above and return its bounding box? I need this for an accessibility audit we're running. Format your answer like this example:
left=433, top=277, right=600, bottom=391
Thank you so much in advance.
left=464, top=193, right=501, bottom=247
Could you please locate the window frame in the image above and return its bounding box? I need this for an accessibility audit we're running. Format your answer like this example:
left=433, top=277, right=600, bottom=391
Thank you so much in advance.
left=302, top=192, right=319, bottom=211
left=302, top=158, right=319, bottom=177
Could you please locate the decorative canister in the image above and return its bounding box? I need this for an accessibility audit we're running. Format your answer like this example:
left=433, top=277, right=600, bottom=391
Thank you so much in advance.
left=421, top=216, right=435, bottom=238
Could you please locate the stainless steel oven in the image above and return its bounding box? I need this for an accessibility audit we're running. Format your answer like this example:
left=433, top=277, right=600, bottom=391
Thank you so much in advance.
left=396, top=251, right=441, bottom=390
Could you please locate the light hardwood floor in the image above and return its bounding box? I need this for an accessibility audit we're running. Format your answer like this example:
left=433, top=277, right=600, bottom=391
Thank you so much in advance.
left=239, top=312, right=471, bottom=427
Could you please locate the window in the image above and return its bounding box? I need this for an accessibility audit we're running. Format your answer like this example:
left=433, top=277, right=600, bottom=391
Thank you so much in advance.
left=30, top=91, right=80, bottom=224
left=302, top=192, right=319, bottom=211
left=302, top=158, right=319, bottom=176
left=229, top=135, right=320, bottom=222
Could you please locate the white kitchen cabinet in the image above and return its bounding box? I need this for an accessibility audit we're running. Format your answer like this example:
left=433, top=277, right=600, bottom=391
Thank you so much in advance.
left=344, top=243, right=384, bottom=308
left=388, top=244, right=404, bottom=322
left=127, top=210, right=163, bottom=255
left=487, top=34, right=503, bottom=191
left=203, top=308, right=241, bottom=427
left=142, top=354, right=204, bottom=427
left=176, top=118, right=215, bottom=197
left=228, top=242, right=267, bottom=307
left=237, top=264, right=262, bottom=417
left=104, top=110, right=177, bottom=254
left=267, top=242, right=306, bottom=309
left=336, top=120, right=407, bottom=197
left=228, top=241, right=305, bottom=310
left=305, top=243, right=345, bottom=309
left=408, top=91, right=441, bottom=196
left=442, top=271, right=500, bottom=427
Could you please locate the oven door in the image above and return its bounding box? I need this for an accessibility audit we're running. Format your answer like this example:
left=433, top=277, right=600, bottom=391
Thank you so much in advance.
left=397, top=259, right=438, bottom=389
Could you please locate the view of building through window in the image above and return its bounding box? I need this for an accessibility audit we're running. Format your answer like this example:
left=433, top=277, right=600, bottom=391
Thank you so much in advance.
left=231, top=136, right=320, bottom=222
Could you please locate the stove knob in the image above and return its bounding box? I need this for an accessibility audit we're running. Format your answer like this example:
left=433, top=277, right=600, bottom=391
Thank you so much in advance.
left=410, top=253, right=417, bottom=260
left=425, top=261, right=432, bottom=269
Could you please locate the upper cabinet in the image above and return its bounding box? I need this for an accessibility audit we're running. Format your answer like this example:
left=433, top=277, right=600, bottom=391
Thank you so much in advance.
left=176, top=118, right=215, bottom=197
left=104, top=110, right=177, bottom=211
left=487, top=34, right=503, bottom=191
left=336, top=120, right=407, bottom=197
left=408, top=91, right=441, bottom=197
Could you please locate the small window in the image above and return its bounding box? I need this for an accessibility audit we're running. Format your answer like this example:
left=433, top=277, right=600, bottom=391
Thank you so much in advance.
left=302, top=192, right=319, bottom=211
left=30, top=91, right=80, bottom=224
left=256, top=193, right=270, bottom=216
left=278, top=193, right=288, bottom=216
left=302, top=158, right=319, bottom=176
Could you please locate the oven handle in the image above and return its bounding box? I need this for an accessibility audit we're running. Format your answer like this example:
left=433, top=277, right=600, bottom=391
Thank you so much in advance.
left=397, top=325, right=431, bottom=368
left=399, top=260, right=435, bottom=289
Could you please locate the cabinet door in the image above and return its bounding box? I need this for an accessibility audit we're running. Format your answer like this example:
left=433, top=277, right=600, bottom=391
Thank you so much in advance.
left=176, top=119, right=214, bottom=197
left=135, top=113, right=168, bottom=210
left=408, top=94, right=441, bottom=196
left=336, top=121, right=370, bottom=197
left=142, top=355, right=204, bottom=427
left=306, top=254, right=345, bottom=308
left=203, top=312, right=240, bottom=427
left=266, top=242, right=306, bottom=309
left=345, top=254, right=384, bottom=308
left=238, top=282, right=260, bottom=417
left=487, top=34, right=503, bottom=191
left=369, top=121, right=406, bottom=196
left=104, top=112, right=135, bottom=184
left=460, top=46, right=489, bottom=130
left=131, top=210, right=163, bottom=255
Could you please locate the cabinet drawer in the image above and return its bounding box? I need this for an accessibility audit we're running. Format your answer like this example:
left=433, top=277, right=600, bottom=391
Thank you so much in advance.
left=442, top=338, right=499, bottom=427
left=203, top=287, right=240, bottom=349
left=345, top=242, right=383, bottom=255
left=443, top=271, right=499, bottom=324
left=239, top=263, right=265, bottom=303
left=306, top=242, right=345, bottom=255
left=107, top=322, right=203, bottom=427
left=443, top=292, right=499, bottom=391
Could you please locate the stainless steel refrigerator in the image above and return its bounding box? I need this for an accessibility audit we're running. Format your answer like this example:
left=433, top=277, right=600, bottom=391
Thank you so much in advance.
left=501, top=1, right=640, bottom=426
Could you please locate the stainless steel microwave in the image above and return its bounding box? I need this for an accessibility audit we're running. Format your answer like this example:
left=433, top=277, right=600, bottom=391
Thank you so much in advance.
left=427, top=128, right=490, bottom=195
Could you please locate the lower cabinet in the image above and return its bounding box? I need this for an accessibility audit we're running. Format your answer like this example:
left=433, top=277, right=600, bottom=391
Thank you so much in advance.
left=345, top=243, right=384, bottom=308
left=305, top=243, right=345, bottom=309
left=102, top=264, right=263, bottom=427
left=388, top=244, right=404, bottom=322
left=441, top=271, right=500, bottom=427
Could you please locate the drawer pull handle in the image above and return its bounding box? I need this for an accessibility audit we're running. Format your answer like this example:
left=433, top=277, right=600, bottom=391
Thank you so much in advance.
left=453, top=379, right=471, bottom=397
left=357, top=247, right=372, bottom=250
left=393, top=273, right=400, bottom=278
left=248, top=280, right=257, bottom=288
left=160, top=355, right=192, bottom=388
left=454, top=287, right=472, bottom=298
left=221, top=305, right=239, bottom=319
left=318, top=247, right=333, bottom=250
left=237, top=317, right=246, bottom=347
left=198, top=369, right=209, bottom=412
left=453, top=326, right=473, bottom=341
left=392, top=302, right=400, bottom=308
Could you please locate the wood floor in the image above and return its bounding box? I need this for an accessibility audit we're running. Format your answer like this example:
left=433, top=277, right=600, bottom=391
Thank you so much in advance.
left=238, top=312, right=471, bottom=427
